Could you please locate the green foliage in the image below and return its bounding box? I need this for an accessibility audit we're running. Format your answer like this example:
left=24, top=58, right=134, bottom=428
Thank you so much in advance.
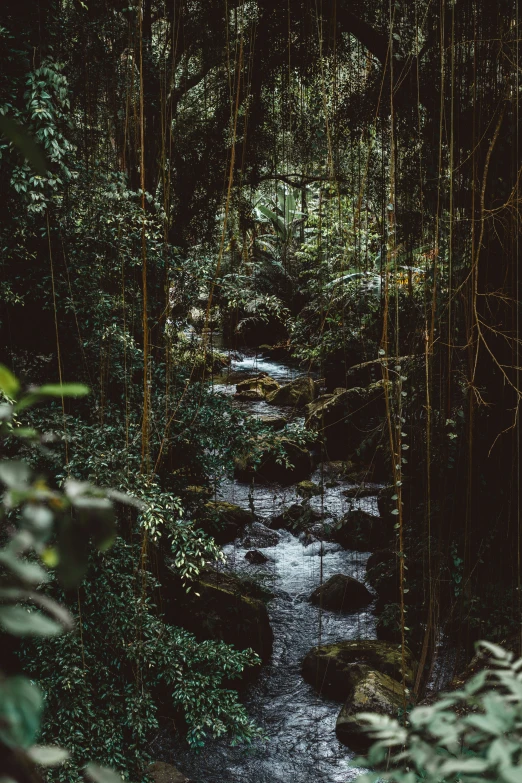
left=1, top=369, right=264, bottom=782
left=21, top=538, right=261, bottom=781
left=0, top=368, right=134, bottom=780
left=356, top=642, right=522, bottom=783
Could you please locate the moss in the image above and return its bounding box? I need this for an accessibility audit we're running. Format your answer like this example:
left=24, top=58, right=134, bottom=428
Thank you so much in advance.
left=296, top=480, right=322, bottom=498
left=267, top=376, right=316, bottom=407
left=336, top=669, right=406, bottom=750
left=164, top=568, right=274, bottom=662
left=236, top=375, right=279, bottom=396
left=302, top=639, right=416, bottom=699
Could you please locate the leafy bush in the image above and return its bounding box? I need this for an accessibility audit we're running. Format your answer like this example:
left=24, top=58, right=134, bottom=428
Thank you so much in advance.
left=1, top=367, right=264, bottom=783
left=356, top=641, right=522, bottom=783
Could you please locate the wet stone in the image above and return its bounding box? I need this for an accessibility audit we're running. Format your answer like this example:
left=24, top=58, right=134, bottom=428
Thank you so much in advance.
left=243, top=521, right=281, bottom=548
left=309, top=574, right=373, bottom=613
left=148, top=762, right=191, bottom=783
left=245, top=549, right=270, bottom=564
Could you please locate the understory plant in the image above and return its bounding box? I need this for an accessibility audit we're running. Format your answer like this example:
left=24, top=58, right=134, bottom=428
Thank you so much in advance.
left=1, top=367, right=264, bottom=783
left=356, top=641, right=522, bottom=783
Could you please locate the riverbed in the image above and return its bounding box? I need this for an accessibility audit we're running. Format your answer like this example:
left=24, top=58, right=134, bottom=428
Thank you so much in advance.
left=156, top=350, right=382, bottom=783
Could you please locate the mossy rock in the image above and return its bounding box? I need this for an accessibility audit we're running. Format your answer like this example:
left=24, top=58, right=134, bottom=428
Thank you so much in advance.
left=335, top=668, right=407, bottom=750
left=234, top=388, right=266, bottom=401
left=301, top=639, right=416, bottom=699
left=148, top=762, right=190, bottom=783
left=267, top=376, right=316, bottom=407
left=202, top=501, right=254, bottom=544
left=309, top=574, right=373, bottom=613
left=305, top=381, right=389, bottom=458
left=296, top=480, right=322, bottom=499
left=257, top=414, right=288, bottom=431
left=163, top=568, right=274, bottom=663
left=332, top=508, right=392, bottom=551
left=185, top=484, right=212, bottom=498
left=236, top=374, right=279, bottom=396
left=270, top=502, right=323, bottom=533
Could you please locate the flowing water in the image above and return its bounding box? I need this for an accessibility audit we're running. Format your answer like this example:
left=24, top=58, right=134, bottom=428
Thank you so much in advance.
left=156, top=351, right=383, bottom=783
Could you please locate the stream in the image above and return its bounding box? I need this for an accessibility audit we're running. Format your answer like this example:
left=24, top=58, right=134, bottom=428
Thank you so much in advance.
left=157, top=350, right=383, bottom=783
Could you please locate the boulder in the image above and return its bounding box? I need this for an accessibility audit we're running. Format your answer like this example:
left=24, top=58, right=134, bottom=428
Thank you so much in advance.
left=323, top=460, right=360, bottom=479
left=243, top=521, right=281, bottom=548
left=267, top=376, right=316, bottom=407
left=202, top=501, right=254, bottom=544
left=235, top=438, right=312, bottom=485
left=332, top=508, right=391, bottom=551
left=245, top=549, right=269, bottom=564
left=305, top=393, right=335, bottom=418
left=335, top=668, right=407, bottom=750
left=270, top=502, right=323, bottom=534
left=234, top=388, right=266, bottom=401
left=305, top=381, right=388, bottom=458
left=296, top=480, right=322, bottom=499
left=237, top=374, right=279, bottom=392
left=236, top=374, right=279, bottom=398
left=258, top=414, right=288, bottom=430
left=301, top=639, right=415, bottom=699
left=163, top=568, right=273, bottom=662
left=309, top=574, right=373, bottom=612
left=148, top=762, right=190, bottom=783
left=259, top=343, right=292, bottom=361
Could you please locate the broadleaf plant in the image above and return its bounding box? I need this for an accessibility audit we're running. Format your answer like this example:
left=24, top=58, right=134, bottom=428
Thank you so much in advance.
left=355, top=641, right=522, bottom=783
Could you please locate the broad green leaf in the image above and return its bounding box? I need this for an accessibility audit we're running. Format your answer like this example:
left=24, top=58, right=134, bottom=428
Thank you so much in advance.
left=64, top=479, right=93, bottom=500
left=0, top=605, right=63, bottom=637
left=501, top=766, right=522, bottom=783
left=0, top=366, right=20, bottom=398
left=477, top=640, right=511, bottom=660
left=41, top=546, right=59, bottom=567
left=0, top=116, right=47, bottom=175
left=440, top=758, right=489, bottom=774
left=0, top=552, right=48, bottom=585
left=0, top=402, right=13, bottom=421
left=28, top=592, right=74, bottom=631
left=28, top=745, right=70, bottom=767
left=464, top=669, right=489, bottom=695
left=256, top=204, right=278, bottom=224
left=106, top=488, right=146, bottom=510
left=12, top=427, right=39, bottom=440
left=36, top=383, right=90, bottom=398
left=0, top=676, right=43, bottom=748
left=12, top=393, right=40, bottom=412
left=465, top=712, right=504, bottom=736
left=22, top=504, right=54, bottom=537
left=85, top=764, right=125, bottom=783
left=488, top=737, right=514, bottom=768
left=0, top=461, right=30, bottom=489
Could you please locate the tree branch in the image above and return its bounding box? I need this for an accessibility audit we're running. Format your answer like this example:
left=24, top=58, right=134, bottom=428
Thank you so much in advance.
left=335, top=3, right=390, bottom=66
